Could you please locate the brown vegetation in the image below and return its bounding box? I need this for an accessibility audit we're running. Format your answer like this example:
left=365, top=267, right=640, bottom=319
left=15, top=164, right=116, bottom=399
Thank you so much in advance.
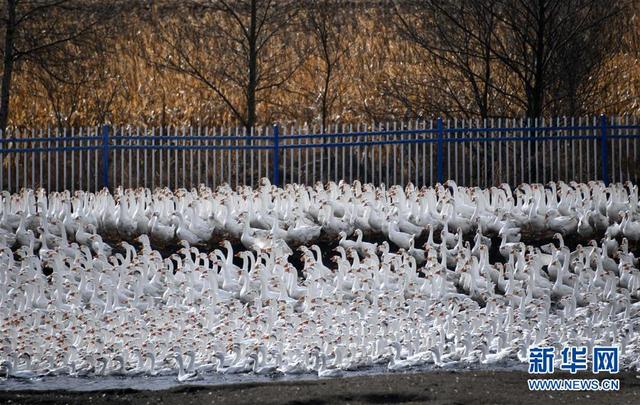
left=1, top=0, right=639, bottom=131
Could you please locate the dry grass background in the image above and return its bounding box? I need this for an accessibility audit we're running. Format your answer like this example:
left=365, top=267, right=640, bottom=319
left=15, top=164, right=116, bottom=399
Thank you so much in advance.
left=4, top=2, right=638, bottom=131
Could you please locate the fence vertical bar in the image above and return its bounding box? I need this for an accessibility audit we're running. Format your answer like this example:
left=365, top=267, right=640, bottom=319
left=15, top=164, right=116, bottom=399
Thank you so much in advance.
left=618, top=116, right=623, bottom=182
left=190, top=127, right=195, bottom=188
left=183, top=127, right=187, bottom=188
left=118, top=126, right=123, bottom=187
left=282, top=126, right=287, bottom=185
left=257, top=126, right=261, bottom=183
left=241, top=126, right=246, bottom=187
left=0, top=130, right=3, bottom=191
left=101, top=124, right=110, bottom=190
left=335, top=123, right=339, bottom=183
left=374, top=123, right=379, bottom=184
left=22, top=128, right=28, bottom=188
left=319, top=124, right=324, bottom=183
left=541, top=118, right=546, bottom=183
left=453, top=118, right=458, bottom=184
left=446, top=119, right=451, bottom=183
left=240, top=127, right=247, bottom=186
left=112, top=126, right=117, bottom=189
left=292, top=125, right=297, bottom=185
left=563, top=116, right=568, bottom=182
left=519, top=118, right=524, bottom=185
left=215, top=126, right=220, bottom=187
left=429, top=120, right=434, bottom=184
left=174, top=127, right=179, bottom=190
left=135, top=127, right=140, bottom=188
left=227, top=127, right=231, bottom=186
left=625, top=115, right=630, bottom=182
left=136, top=127, right=141, bottom=189
left=312, top=125, right=316, bottom=185
left=233, top=126, right=238, bottom=188
left=298, top=125, right=303, bottom=184
left=13, top=138, right=17, bottom=191
left=37, top=129, right=43, bottom=189
left=593, top=116, right=598, bottom=180
left=288, top=125, right=292, bottom=185
left=600, top=114, right=609, bottom=185
left=436, top=117, right=444, bottom=184
left=513, top=119, right=518, bottom=184
left=124, top=127, right=130, bottom=188
left=205, top=127, right=210, bottom=187
left=416, top=120, right=421, bottom=185
left=30, top=129, right=35, bottom=189
left=497, top=119, right=502, bottom=185
left=578, top=117, right=583, bottom=183
left=341, top=124, right=345, bottom=183
left=71, top=128, right=76, bottom=191
left=306, top=125, right=310, bottom=185
left=47, top=128, right=51, bottom=191
left=391, top=122, right=396, bottom=186
left=616, top=116, right=622, bottom=182
left=159, top=127, right=164, bottom=188
left=248, top=127, right=253, bottom=187
left=53, top=128, right=58, bottom=191
left=273, top=123, right=280, bottom=187
left=94, top=126, right=98, bottom=192
left=460, top=119, right=464, bottom=186
left=76, top=128, right=81, bottom=190
left=634, top=116, right=638, bottom=184
left=61, top=128, right=66, bottom=191
left=7, top=132, right=11, bottom=192
left=85, top=127, right=90, bottom=190
left=151, top=127, right=156, bottom=190
left=363, top=124, right=368, bottom=184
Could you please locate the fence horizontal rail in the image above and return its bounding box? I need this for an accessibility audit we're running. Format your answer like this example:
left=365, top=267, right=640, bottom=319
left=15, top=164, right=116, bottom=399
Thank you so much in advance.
left=277, top=134, right=604, bottom=149
left=109, top=144, right=273, bottom=151
left=110, top=135, right=273, bottom=142
left=445, top=125, right=602, bottom=133
left=0, top=136, right=102, bottom=143
left=0, top=132, right=618, bottom=152
left=279, top=124, right=609, bottom=139
left=280, top=128, right=437, bottom=140
left=0, top=145, right=100, bottom=153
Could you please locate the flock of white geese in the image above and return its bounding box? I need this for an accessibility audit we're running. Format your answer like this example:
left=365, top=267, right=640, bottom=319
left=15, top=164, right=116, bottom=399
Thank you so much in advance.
left=1, top=179, right=639, bottom=381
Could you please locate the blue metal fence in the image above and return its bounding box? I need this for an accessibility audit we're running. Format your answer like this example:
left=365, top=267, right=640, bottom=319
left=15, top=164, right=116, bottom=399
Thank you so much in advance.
left=0, top=115, right=638, bottom=192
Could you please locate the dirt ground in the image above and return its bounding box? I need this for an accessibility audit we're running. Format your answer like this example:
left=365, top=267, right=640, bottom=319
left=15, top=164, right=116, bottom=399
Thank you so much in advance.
left=2, top=370, right=639, bottom=405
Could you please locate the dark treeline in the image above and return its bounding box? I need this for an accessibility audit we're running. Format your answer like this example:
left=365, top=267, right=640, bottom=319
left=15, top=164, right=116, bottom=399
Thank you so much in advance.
left=0, top=0, right=638, bottom=132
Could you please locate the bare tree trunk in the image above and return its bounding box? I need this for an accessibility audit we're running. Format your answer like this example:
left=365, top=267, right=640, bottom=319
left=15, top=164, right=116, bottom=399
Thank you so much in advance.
left=528, top=0, right=546, bottom=118
left=246, top=0, right=257, bottom=132
left=321, top=54, right=332, bottom=130
left=0, top=0, right=17, bottom=134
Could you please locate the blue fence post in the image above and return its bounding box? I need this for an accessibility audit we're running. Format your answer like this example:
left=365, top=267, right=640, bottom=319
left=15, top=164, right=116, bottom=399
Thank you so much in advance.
left=101, top=124, right=110, bottom=190
left=436, top=117, right=444, bottom=184
left=600, top=114, right=609, bottom=185
left=272, top=123, right=280, bottom=187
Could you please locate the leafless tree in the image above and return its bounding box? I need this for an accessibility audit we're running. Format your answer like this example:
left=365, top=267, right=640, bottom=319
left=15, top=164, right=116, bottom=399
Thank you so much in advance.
left=392, top=0, right=499, bottom=119
left=302, top=0, right=353, bottom=128
left=153, top=0, right=301, bottom=131
left=487, top=0, right=623, bottom=117
left=391, top=0, right=623, bottom=119
left=0, top=0, right=121, bottom=133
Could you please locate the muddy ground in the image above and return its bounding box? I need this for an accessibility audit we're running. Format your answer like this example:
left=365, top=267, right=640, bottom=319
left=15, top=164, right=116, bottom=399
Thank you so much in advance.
left=2, top=370, right=639, bottom=405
